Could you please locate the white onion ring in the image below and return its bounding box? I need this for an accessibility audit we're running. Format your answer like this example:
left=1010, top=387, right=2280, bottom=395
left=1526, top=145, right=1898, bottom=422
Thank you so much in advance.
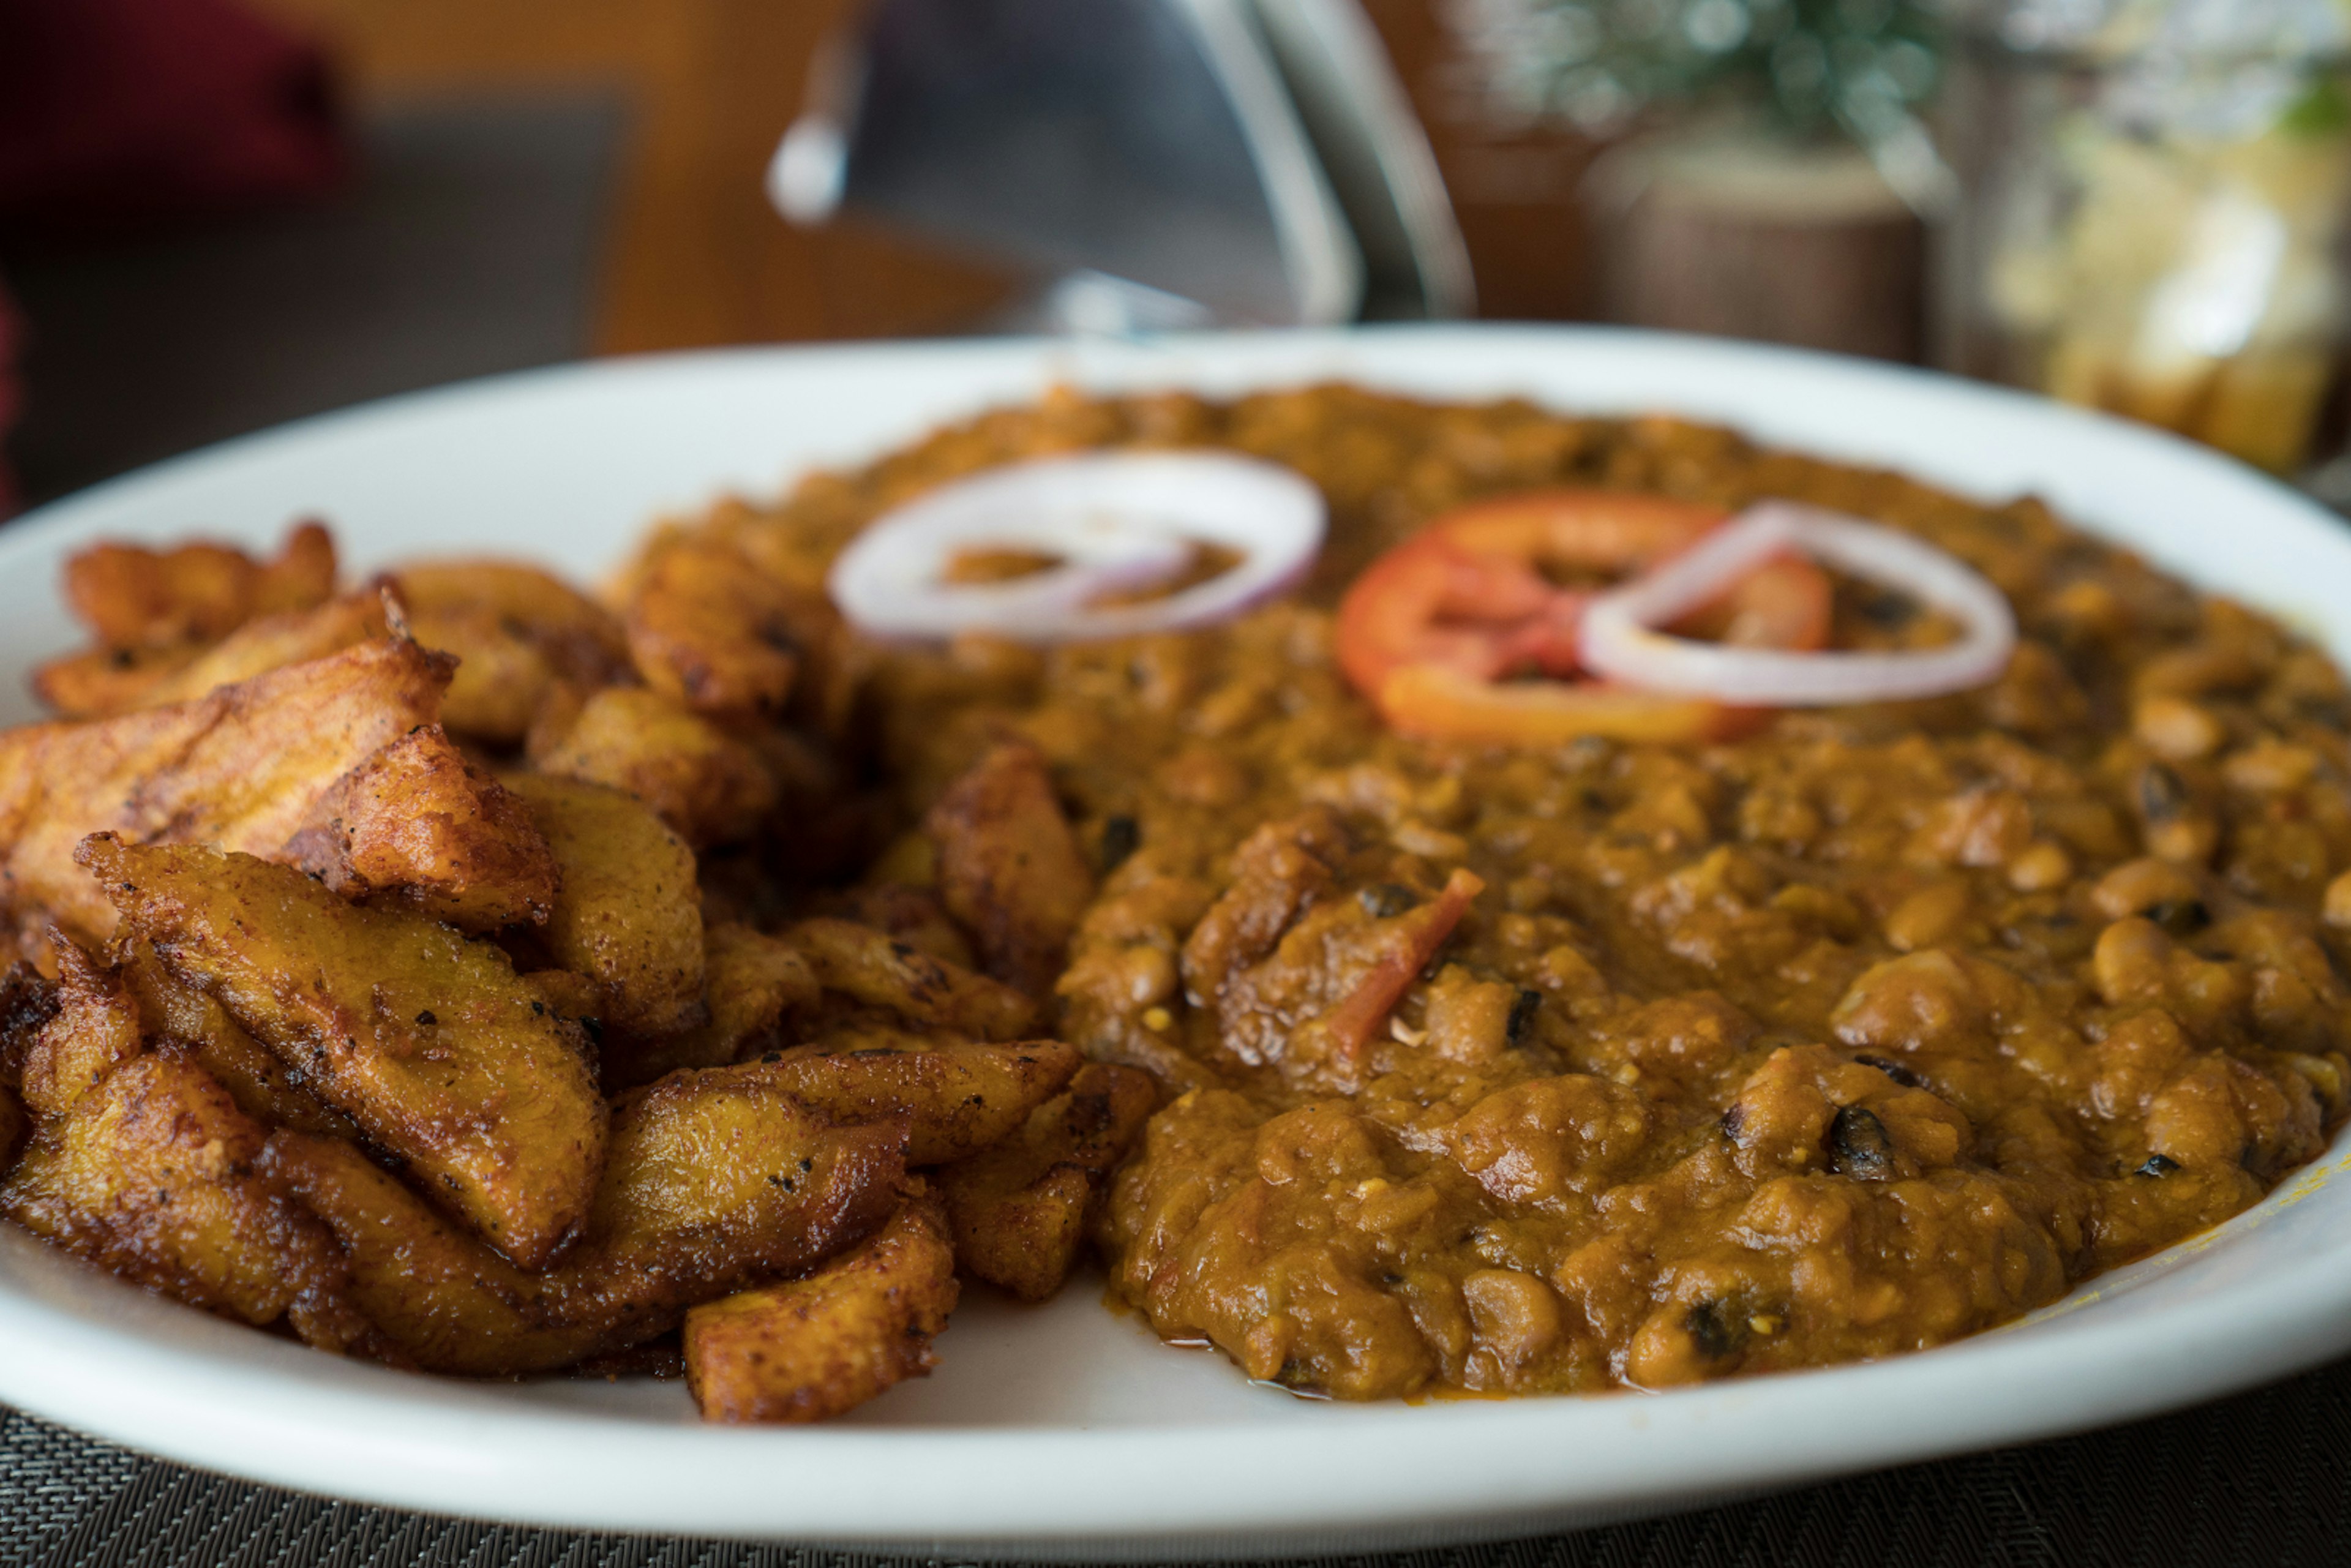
left=827, top=451, right=1325, bottom=642
left=1578, top=501, right=2019, bottom=705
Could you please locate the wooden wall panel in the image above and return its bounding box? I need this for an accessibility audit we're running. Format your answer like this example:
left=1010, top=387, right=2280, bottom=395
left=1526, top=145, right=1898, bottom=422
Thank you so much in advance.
left=1357, top=0, right=1597, bottom=323
left=252, top=0, right=1014, bottom=351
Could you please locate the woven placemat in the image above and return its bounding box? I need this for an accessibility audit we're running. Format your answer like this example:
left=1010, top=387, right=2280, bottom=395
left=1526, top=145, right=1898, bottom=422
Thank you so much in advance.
left=7, top=1348, right=2350, bottom=1568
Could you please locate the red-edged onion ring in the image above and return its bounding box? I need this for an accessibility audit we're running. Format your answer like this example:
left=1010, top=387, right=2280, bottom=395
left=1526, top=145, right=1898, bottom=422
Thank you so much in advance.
left=828, top=451, right=1325, bottom=642
left=1578, top=501, right=2018, bottom=705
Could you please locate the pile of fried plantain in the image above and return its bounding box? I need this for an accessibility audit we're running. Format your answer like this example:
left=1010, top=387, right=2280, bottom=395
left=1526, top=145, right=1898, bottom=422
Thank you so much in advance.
left=0, top=525, right=1157, bottom=1423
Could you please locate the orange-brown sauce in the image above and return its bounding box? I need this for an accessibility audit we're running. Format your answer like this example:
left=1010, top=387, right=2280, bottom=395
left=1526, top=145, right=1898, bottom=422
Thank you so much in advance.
left=713, top=384, right=2351, bottom=1398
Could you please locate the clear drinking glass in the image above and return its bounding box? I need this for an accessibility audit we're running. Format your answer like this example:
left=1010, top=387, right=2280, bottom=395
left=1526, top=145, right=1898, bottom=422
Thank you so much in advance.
left=1935, top=7, right=2351, bottom=478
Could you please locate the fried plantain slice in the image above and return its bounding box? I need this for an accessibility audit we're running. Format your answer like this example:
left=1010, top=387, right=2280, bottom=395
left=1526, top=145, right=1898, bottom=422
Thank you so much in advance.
left=504, top=774, right=705, bottom=1038
left=29, top=643, right=204, bottom=720
left=133, top=584, right=394, bottom=711
left=603, top=923, right=819, bottom=1089
left=120, top=942, right=356, bottom=1139
left=1, top=637, right=448, bottom=943
left=259, top=1131, right=609, bottom=1375
left=626, top=517, right=866, bottom=733
left=825, top=882, right=975, bottom=970
left=64, top=520, right=336, bottom=652
left=744, top=1038, right=1082, bottom=1165
left=529, top=686, right=778, bottom=847
left=520, top=968, right=606, bottom=1029
left=624, top=538, right=815, bottom=718
left=684, top=1184, right=958, bottom=1423
left=32, top=548, right=367, bottom=722
left=939, top=1063, right=1156, bottom=1301
left=783, top=917, right=1036, bottom=1041
left=18, top=937, right=144, bottom=1121
left=926, top=739, right=1094, bottom=998
left=66, top=538, right=253, bottom=648
left=2, top=1051, right=369, bottom=1350
left=266, top=1075, right=904, bottom=1376
left=403, top=606, right=556, bottom=745
left=391, top=559, right=631, bottom=689
left=588, top=1071, right=899, bottom=1303
left=691, top=922, right=820, bottom=1059
left=83, top=837, right=606, bottom=1269
left=0, top=637, right=546, bottom=946
left=287, top=725, right=559, bottom=932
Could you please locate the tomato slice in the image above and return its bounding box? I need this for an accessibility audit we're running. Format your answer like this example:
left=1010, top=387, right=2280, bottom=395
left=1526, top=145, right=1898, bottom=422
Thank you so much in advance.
left=1377, top=664, right=1744, bottom=745
left=1335, top=490, right=1832, bottom=746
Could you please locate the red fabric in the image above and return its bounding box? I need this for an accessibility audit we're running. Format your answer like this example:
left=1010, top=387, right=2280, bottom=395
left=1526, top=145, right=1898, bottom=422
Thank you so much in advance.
left=0, top=0, right=347, bottom=237
left=0, top=0, right=347, bottom=514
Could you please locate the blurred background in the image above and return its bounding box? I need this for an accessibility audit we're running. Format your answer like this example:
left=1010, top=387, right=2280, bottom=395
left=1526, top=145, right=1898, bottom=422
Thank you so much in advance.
left=3, top=0, right=2349, bottom=512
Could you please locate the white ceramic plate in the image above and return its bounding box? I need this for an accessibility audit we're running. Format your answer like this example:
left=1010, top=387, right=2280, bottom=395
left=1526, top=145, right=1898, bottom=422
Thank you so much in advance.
left=4, top=327, right=2350, bottom=1558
